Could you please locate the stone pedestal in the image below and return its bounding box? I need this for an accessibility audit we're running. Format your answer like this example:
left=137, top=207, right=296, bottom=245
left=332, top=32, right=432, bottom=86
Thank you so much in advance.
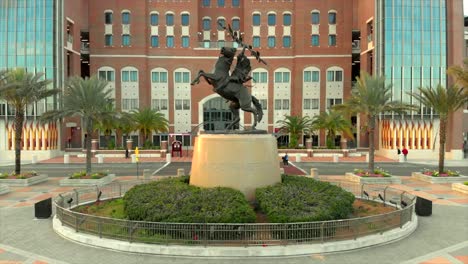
left=305, top=139, right=312, bottom=149
left=340, top=139, right=347, bottom=149
left=91, top=139, right=98, bottom=151
left=126, top=140, right=133, bottom=151
left=190, top=134, right=281, bottom=201
left=161, top=140, right=168, bottom=151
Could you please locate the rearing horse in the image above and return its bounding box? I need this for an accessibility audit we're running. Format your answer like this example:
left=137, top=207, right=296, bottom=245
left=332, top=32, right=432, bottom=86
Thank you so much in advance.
left=191, top=47, right=263, bottom=130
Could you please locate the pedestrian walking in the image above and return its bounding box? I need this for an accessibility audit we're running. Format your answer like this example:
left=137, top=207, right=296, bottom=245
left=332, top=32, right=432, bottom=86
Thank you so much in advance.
left=282, top=153, right=289, bottom=166
left=402, top=147, right=408, bottom=161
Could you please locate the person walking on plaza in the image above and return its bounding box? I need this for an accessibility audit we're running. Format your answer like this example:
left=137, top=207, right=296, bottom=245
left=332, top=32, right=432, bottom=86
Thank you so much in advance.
left=402, top=147, right=408, bottom=161
left=282, top=153, right=289, bottom=166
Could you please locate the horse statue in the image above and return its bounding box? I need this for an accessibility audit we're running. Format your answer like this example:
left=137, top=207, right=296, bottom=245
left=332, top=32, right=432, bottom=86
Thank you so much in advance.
left=191, top=46, right=263, bottom=130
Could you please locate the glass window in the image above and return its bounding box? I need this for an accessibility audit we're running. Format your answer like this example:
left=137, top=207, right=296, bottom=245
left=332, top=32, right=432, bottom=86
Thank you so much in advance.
left=151, top=36, right=159, bottom=47
left=304, top=71, right=311, bottom=82
left=328, top=34, right=336, bottom=46
left=122, top=34, right=131, bottom=46
left=327, top=71, right=334, bottom=81
left=130, top=71, right=138, bottom=82
left=122, top=12, right=130, bottom=24
left=183, top=72, right=190, bottom=83
left=253, top=14, right=260, bottom=26
left=312, top=12, right=320, bottom=24
left=150, top=14, right=159, bottom=26
left=283, top=14, right=291, bottom=26
left=283, top=36, right=291, bottom=48
left=303, top=99, right=311, bottom=109
left=166, top=14, right=174, bottom=26
left=312, top=71, right=319, bottom=82
left=175, top=99, right=182, bottom=110
left=105, top=12, right=113, bottom=24
left=218, top=0, right=225, bottom=7
left=203, top=0, right=210, bottom=7
left=105, top=34, right=113, bottom=46
left=274, top=99, right=282, bottom=110
left=328, top=12, right=336, bottom=24
left=335, top=70, right=342, bottom=81
left=122, top=71, right=129, bottom=82
left=260, top=72, right=267, bottom=83
left=282, top=99, right=289, bottom=110
left=232, top=18, right=240, bottom=30
left=268, top=36, right=275, bottom=47
left=232, top=0, right=240, bottom=7
left=181, top=14, right=189, bottom=26
left=183, top=99, right=190, bottom=110
left=167, top=36, right=174, bottom=47
left=152, top=72, right=159, bottom=83
left=253, top=36, right=260, bottom=47
left=203, top=19, right=211, bottom=30
left=275, top=72, right=282, bottom=82
left=311, top=99, right=319, bottom=109
left=182, top=36, right=189, bottom=47
left=217, top=18, right=225, bottom=30
left=268, top=14, right=276, bottom=26
left=311, top=35, right=319, bottom=46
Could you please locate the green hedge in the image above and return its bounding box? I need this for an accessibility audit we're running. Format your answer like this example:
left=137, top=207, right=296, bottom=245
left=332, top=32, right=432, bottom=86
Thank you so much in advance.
left=256, top=175, right=355, bottom=223
left=123, top=176, right=256, bottom=223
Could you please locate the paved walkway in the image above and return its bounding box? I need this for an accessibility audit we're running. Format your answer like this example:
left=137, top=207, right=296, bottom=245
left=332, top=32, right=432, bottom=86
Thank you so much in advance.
left=0, top=157, right=467, bottom=263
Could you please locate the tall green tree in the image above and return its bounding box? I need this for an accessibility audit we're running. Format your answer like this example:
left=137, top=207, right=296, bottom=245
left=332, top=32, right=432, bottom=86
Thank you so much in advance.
left=335, top=72, right=416, bottom=172
left=0, top=68, right=57, bottom=175
left=131, top=108, right=169, bottom=147
left=94, top=103, right=118, bottom=149
left=276, top=115, right=312, bottom=148
left=311, top=110, right=354, bottom=149
left=116, top=111, right=135, bottom=149
left=411, top=85, right=468, bottom=174
left=41, top=76, right=114, bottom=175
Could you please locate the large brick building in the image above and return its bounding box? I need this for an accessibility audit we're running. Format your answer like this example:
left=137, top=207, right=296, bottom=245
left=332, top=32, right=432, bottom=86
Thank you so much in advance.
left=0, top=0, right=466, bottom=161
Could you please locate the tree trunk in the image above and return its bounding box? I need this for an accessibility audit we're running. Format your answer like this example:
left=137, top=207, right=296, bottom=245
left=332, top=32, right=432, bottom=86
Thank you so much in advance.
left=368, top=116, right=375, bottom=172
left=85, top=119, right=93, bottom=176
left=14, top=110, right=24, bottom=175
left=438, top=118, right=446, bottom=174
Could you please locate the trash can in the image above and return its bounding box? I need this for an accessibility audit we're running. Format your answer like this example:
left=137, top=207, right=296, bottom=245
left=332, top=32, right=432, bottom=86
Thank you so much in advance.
left=415, top=196, right=432, bottom=216
left=34, top=198, right=52, bottom=219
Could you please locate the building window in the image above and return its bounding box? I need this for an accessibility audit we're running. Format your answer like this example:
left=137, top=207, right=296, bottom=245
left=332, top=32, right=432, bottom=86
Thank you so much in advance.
left=252, top=36, right=260, bottom=48
left=283, top=13, right=291, bottom=26
left=151, top=36, right=159, bottom=47
left=259, top=99, right=267, bottom=110
left=311, top=11, right=320, bottom=24
left=203, top=18, right=211, bottom=30
left=327, top=70, right=343, bottom=82
left=268, top=14, right=276, bottom=26
left=175, top=99, right=182, bottom=110
left=152, top=72, right=168, bottom=83
left=303, top=99, right=319, bottom=110
left=122, top=70, right=138, bottom=82
left=98, top=70, right=115, bottom=81
left=283, top=36, right=291, bottom=48
left=122, top=12, right=130, bottom=24
left=328, top=34, right=336, bottom=46
left=275, top=72, right=290, bottom=83
left=232, top=0, right=240, bottom=7
left=327, top=98, right=342, bottom=109
left=181, top=14, right=189, bottom=26
left=217, top=18, right=225, bottom=30
left=166, top=14, right=174, bottom=26
left=105, top=34, right=113, bottom=46
left=218, top=0, right=225, bottom=7
left=167, top=36, right=174, bottom=47
left=253, top=14, right=260, bottom=26
left=122, top=98, right=138, bottom=110
left=328, top=12, right=337, bottom=24
left=304, top=70, right=319, bottom=82
left=274, top=99, right=282, bottom=110
left=282, top=99, right=289, bottom=110
left=122, top=34, right=131, bottom=46
left=150, top=14, right=159, bottom=26
left=182, top=36, right=189, bottom=47
left=183, top=99, right=190, bottom=110
left=303, top=99, right=311, bottom=109
left=105, top=12, right=113, bottom=24
left=203, top=0, right=210, bottom=7
left=268, top=36, right=275, bottom=48
left=311, top=35, right=319, bottom=46
left=232, top=18, right=240, bottom=30
left=252, top=72, right=267, bottom=83
left=175, top=72, right=190, bottom=83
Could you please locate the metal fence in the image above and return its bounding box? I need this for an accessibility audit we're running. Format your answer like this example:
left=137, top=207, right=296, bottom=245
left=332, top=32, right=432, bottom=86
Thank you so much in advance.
left=54, top=180, right=416, bottom=246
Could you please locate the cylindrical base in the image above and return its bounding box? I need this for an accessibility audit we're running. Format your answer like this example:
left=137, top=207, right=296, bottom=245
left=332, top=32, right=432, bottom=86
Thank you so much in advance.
left=190, top=134, right=281, bottom=200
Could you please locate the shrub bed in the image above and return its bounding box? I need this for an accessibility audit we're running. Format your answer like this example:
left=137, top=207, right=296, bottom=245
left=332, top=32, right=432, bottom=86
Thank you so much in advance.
left=256, top=175, right=355, bottom=223
left=123, top=176, right=256, bottom=223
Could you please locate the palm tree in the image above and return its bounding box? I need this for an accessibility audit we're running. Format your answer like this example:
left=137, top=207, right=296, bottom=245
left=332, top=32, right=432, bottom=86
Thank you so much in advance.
left=94, top=103, right=118, bottom=149
left=131, top=108, right=169, bottom=147
left=335, top=72, right=416, bottom=172
left=411, top=85, right=468, bottom=174
left=0, top=68, right=57, bottom=175
left=276, top=115, right=312, bottom=148
left=116, top=111, right=136, bottom=150
left=41, top=76, right=114, bottom=175
left=447, top=58, right=468, bottom=89
left=310, top=110, right=354, bottom=149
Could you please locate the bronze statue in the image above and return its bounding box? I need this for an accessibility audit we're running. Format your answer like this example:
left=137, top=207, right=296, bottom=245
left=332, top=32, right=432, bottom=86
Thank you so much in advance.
left=191, top=24, right=266, bottom=130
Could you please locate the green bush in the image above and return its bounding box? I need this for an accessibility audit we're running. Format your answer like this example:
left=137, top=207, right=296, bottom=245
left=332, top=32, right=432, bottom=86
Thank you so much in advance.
left=107, top=139, right=116, bottom=150
left=123, top=176, right=256, bottom=223
left=256, top=175, right=355, bottom=223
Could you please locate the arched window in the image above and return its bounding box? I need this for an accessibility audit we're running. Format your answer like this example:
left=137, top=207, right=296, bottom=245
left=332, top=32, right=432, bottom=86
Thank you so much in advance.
left=283, top=13, right=291, bottom=26
left=122, top=11, right=130, bottom=24
left=181, top=13, right=190, bottom=26
left=267, top=13, right=276, bottom=26
left=311, top=11, right=320, bottom=24
left=217, top=18, right=225, bottom=30
left=232, top=18, right=240, bottom=30
left=104, top=11, right=113, bottom=24
left=166, top=13, right=174, bottom=26
left=150, top=13, right=159, bottom=26
left=202, top=18, right=211, bottom=30
left=328, top=11, right=337, bottom=24
left=253, top=13, right=260, bottom=26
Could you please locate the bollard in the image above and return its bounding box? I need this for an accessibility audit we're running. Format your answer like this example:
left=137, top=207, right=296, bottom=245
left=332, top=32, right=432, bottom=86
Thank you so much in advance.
left=131, top=154, right=136, bottom=163
left=166, top=153, right=172, bottom=163
left=97, top=154, right=104, bottom=164
left=64, top=154, right=70, bottom=164
left=333, top=154, right=339, bottom=163
left=143, top=169, right=151, bottom=181
left=365, top=153, right=370, bottom=163
left=296, top=154, right=301, bottom=162
left=310, top=168, right=319, bottom=178
left=32, top=155, right=38, bottom=164
left=177, top=168, right=185, bottom=177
